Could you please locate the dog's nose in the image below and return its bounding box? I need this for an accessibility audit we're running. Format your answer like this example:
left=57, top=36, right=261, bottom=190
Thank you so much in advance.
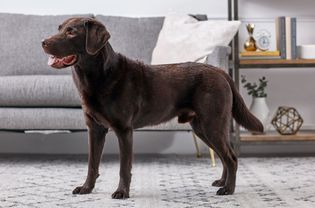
left=41, top=39, right=48, bottom=47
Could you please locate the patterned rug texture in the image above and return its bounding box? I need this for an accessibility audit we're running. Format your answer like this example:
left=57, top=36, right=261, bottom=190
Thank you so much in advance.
left=0, top=155, right=314, bottom=208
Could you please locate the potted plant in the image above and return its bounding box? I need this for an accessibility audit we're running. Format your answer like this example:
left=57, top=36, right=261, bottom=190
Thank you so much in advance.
left=241, top=75, right=269, bottom=131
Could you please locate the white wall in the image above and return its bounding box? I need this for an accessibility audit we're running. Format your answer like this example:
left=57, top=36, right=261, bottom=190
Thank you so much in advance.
left=239, top=0, right=315, bottom=19
left=0, top=0, right=228, bottom=18
left=1, top=0, right=315, bottom=154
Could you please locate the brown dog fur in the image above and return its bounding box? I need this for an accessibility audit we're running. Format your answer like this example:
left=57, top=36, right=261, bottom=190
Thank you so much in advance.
left=42, top=17, right=263, bottom=199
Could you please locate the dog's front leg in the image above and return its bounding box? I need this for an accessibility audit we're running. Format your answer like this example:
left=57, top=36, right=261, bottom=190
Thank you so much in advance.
left=112, top=127, right=133, bottom=199
left=73, top=115, right=108, bottom=195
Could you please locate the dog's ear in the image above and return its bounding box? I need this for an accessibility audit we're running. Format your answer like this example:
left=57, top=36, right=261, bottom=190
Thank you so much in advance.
left=84, top=19, right=110, bottom=55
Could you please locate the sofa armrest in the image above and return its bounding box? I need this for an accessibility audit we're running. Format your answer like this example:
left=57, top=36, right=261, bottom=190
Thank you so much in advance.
left=206, top=46, right=231, bottom=72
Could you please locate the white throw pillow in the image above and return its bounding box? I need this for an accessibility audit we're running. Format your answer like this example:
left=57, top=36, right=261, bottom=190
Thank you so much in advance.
left=151, top=15, right=241, bottom=65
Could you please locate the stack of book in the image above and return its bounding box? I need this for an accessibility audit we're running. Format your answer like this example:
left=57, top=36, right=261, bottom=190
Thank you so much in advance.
left=276, top=16, right=297, bottom=60
left=240, top=51, right=280, bottom=60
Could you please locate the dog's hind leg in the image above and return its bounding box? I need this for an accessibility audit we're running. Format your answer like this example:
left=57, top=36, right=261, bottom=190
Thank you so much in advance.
left=208, top=129, right=237, bottom=195
left=212, top=139, right=237, bottom=195
left=73, top=114, right=108, bottom=195
left=190, top=86, right=237, bottom=195
left=190, top=120, right=227, bottom=187
left=191, top=115, right=237, bottom=195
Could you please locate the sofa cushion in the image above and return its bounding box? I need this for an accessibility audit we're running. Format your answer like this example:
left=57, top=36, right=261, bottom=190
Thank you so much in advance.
left=206, top=46, right=231, bottom=71
left=0, top=108, right=85, bottom=130
left=151, top=15, right=240, bottom=64
left=0, top=107, right=191, bottom=131
left=0, top=75, right=80, bottom=106
left=96, top=15, right=164, bottom=64
left=0, top=13, right=93, bottom=76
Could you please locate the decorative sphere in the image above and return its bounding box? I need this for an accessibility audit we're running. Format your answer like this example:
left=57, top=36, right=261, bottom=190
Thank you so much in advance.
left=271, top=106, right=303, bottom=135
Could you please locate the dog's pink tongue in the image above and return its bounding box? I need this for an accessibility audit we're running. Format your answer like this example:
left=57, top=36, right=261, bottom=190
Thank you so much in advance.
left=48, top=56, right=64, bottom=68
left=48, top=56, right=56, bottom=66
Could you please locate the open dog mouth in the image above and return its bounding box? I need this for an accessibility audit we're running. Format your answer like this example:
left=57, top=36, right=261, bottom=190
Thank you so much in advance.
left=47, top=54, right=77, bottom=69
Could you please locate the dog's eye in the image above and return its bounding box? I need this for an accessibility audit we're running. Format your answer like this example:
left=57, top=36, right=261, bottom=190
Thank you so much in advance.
left=65, top=30, right=73, bottom=35
left=65, top=28, right=76, bottom=37
left=58, top=25, right=62, bottom=31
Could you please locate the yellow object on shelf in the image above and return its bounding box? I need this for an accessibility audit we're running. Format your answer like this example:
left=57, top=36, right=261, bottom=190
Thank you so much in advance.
left=240, top=50, right=280, bottom=57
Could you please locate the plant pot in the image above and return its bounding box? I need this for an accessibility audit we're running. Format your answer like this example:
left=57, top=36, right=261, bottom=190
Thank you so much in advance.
left=249, top=97, right=270, bottom=132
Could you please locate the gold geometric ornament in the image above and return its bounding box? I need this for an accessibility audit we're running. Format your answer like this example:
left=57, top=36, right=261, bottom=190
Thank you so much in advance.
left=271, top=106, right=303, bottom=135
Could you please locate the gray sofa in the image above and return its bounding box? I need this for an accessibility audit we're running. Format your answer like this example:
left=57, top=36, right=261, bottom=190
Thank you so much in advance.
left=0, top=13, right=230, bottom=132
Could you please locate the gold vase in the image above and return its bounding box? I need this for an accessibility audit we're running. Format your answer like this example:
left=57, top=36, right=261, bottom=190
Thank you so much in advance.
left=244, top=24, right=257, bottom=51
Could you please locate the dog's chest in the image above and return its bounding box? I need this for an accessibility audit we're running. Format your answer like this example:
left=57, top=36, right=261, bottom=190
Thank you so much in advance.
left=81, top=95, right=111, bottom=127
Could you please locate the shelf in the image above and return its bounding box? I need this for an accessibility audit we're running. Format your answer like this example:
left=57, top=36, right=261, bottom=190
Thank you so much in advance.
left=229, top=0, right=315, bottom=154
left=241, top=132, right=315, bottom=142
left=239, top=59, right=315, bottom=68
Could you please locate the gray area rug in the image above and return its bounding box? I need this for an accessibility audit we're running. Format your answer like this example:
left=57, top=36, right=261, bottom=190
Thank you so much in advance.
left=0, top=155, right=314, bottom=208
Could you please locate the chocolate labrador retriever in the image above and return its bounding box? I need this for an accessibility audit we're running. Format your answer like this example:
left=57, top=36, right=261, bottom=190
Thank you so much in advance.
left=42, top=17, right=263, bottom=199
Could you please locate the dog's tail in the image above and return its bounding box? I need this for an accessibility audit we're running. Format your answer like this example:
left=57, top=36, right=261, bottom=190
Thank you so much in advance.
left=217, top=70, right=264, bottom=133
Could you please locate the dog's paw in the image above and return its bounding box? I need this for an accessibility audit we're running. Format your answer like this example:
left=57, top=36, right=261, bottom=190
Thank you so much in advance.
left=111, top=189, right=129, bottom=199
left=72, top=185, right=93, bottom=195
left=212, top=179, right=226, bottom=187
left=216, top=186, right=235, bottom=195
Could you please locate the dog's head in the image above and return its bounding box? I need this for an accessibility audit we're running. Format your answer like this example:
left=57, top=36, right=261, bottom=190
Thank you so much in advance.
left=42, top=17, right=110, bottom=69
